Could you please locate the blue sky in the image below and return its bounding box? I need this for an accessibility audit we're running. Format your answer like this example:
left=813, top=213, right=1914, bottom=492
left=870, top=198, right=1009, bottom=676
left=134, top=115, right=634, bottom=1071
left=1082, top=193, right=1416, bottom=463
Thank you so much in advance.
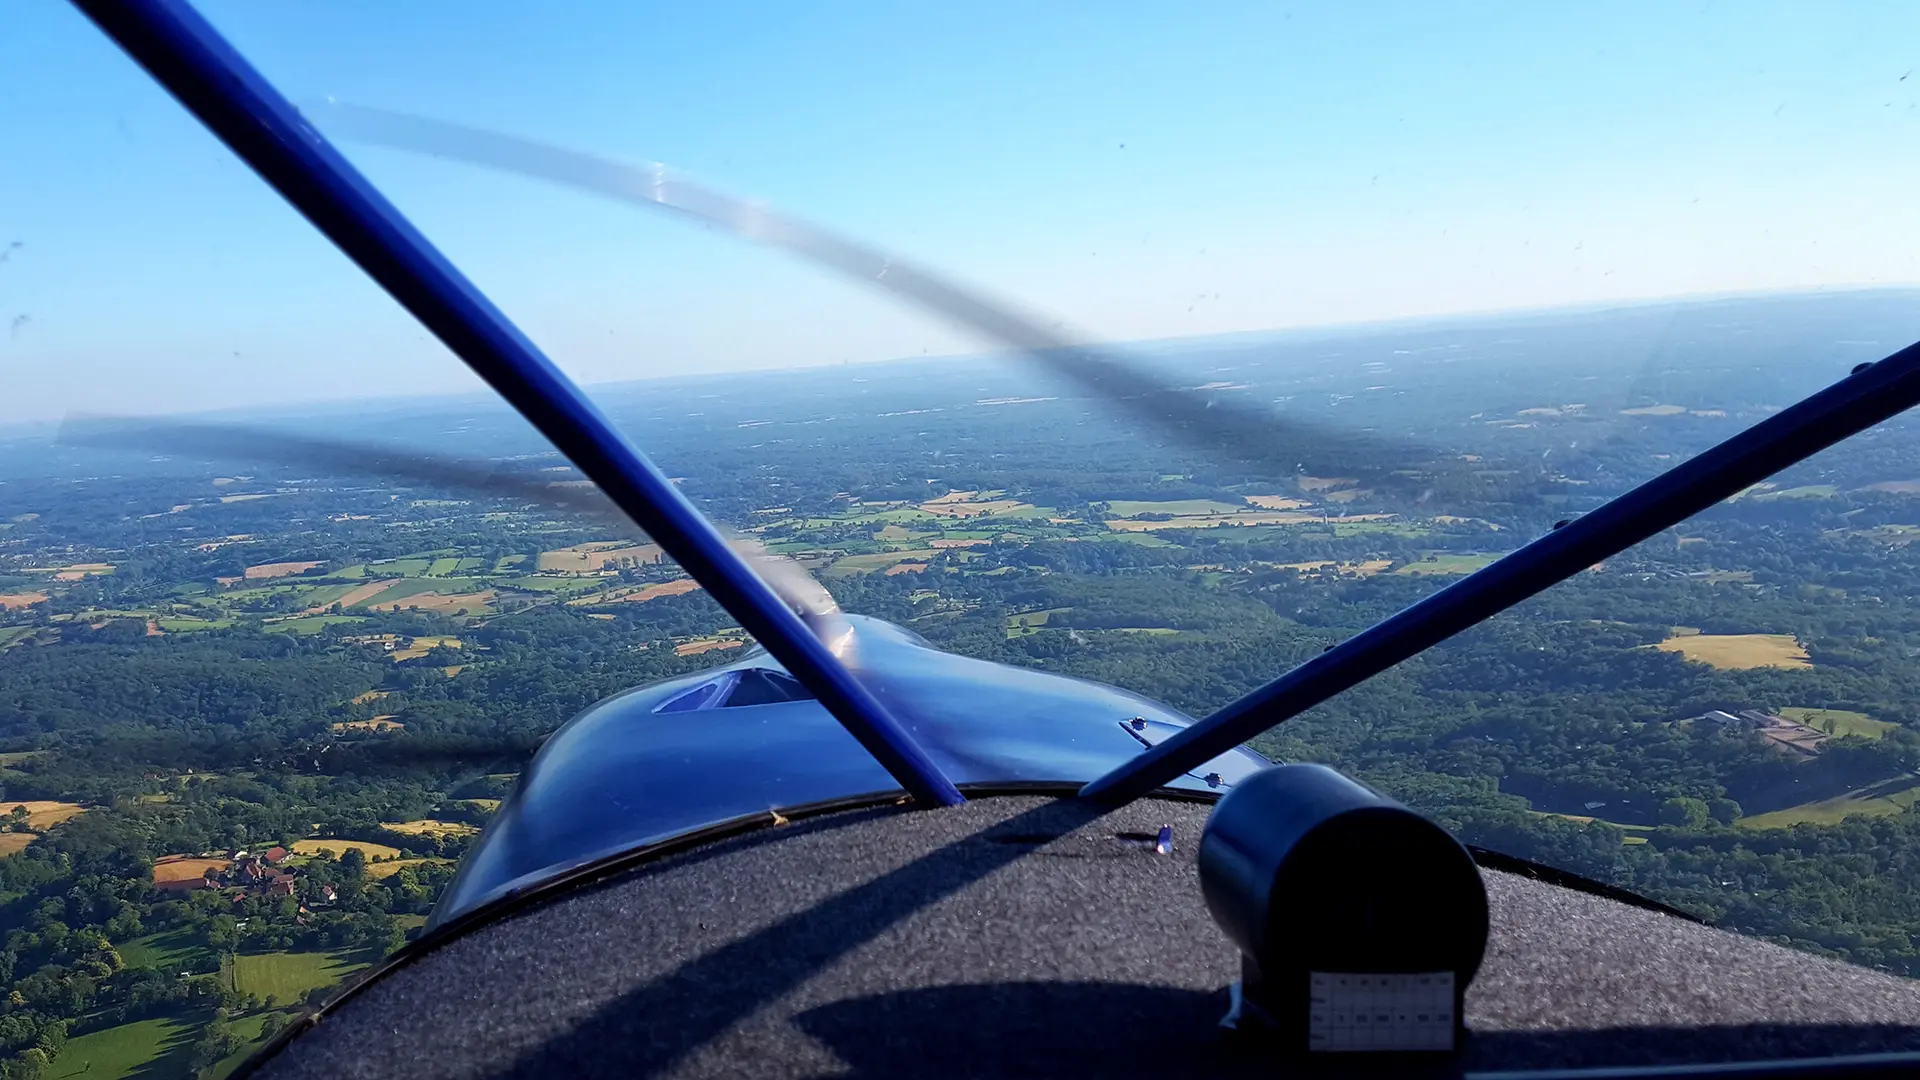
left=3, top=1, right=1919, bottom=422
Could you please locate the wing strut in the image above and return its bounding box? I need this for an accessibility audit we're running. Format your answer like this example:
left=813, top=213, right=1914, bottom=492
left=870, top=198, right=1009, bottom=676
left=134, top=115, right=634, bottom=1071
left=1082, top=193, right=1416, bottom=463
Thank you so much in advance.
left=71, top=0, right=964, bottom=808
left=1083, top=342, right=1920, bottom=805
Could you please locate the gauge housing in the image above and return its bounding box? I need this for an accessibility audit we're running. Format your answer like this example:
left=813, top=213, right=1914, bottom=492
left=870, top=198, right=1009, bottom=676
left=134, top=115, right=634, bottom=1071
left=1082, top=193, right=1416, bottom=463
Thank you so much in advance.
left=1199, top=764, right=1488, bottom=1054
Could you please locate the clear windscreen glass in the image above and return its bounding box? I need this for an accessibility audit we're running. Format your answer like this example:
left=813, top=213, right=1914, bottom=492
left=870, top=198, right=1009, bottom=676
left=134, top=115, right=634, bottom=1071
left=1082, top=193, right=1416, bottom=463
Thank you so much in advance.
left=3, top=2, right=1920, bottom=1072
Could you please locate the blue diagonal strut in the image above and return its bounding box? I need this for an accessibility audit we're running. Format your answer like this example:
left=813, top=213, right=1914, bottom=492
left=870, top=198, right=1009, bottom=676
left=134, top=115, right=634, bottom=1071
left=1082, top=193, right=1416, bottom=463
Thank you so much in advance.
left=73, top=0, right=964, bottom=808
left=1082, top=341, right=1920, bottom=805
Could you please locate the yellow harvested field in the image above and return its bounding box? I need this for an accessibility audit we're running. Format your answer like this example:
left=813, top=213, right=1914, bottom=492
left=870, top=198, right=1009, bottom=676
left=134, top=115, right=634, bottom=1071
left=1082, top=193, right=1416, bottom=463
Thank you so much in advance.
left=0, top=592, right=47, bottom=610
left=885, top=562, right=930, bottom=575
left=382, top=819, right=479, bottom=837
left=244, top=560, right=324, bottom=580
left=369, top=590, right=495, bottom=616
left=614, top=579, right=703, bottom=603
left=331, top=717, right=404, bottom=733
left=1653, top=633, right=1811, bottom=670
left=923, top=490, right=982, bottom=505
left=1108, top=511, right=1392, bottom=531
left=1, top=801, right=86, bottom=829
left=334, top=579, right=402, bottom=608
left=349, top=690, right=389, bottom=705
left=292, top=839, right=404, bottom=860
left=0, top=833, right=36, bottom=857
left=1246, top=495, right=1311, bottom=510
left=919, top=499, right=1033, bottom=518
left=153, top=855, right=231, bottom=883
left=460, top=799, right=502, bottom=812
left=536, top=543, right=664, bottom=573
left=388, top=635, right=464, bottom=660
left=1272, top=559, right=1393, bottom=576
left=675, top=637, right=745, bottom=657
left=1297, top=476, right=1357, bottom=492
left=367, top=857, right=454, bottom=880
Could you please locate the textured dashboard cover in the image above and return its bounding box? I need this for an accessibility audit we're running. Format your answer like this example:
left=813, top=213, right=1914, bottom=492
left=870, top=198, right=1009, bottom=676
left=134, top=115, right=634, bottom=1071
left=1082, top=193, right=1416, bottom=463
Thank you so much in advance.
left=260, top=796, right=1920, bottom=1079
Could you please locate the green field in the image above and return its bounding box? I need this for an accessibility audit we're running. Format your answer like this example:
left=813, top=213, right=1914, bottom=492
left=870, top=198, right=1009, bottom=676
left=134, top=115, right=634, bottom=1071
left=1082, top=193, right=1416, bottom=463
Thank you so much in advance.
left=265, top=615, right=367, bottom=635
left=1105, top=532, right=1178, bottom=548
left=1106, top=499, right=1245, bottom=517
left=120, top=927, right=212, bottom=973
left=292, top=583, right=361, bottom=608
left=864, top=508, right=942, bottom=524
left=1761, top=484, right=1839, bottom=499
left=495, top=576, right=600, bottom=595
left=46, top=1012, right=196, bottom=1080
left=824, top=551, right=938, bottom=577
left=356, top=577, right=488, bottom=605
left=424, top=557, right=484, bottom=576
left=209, top=1012, right=274, bottom=1080
left=365, top=558, right=433, bottom=577
left=1006, top=608, right=1068, bottom=638
left=156, top=617, right=235, bottom=632
left=1394, top=552, right=1503, bottom=575
left=232, top=950, right=367, bottom=1003
left=1331, top=521, right=1430, bottom=537
left=1741, top=780, right=1920, bottom=828
left=1780, top=707, right=1900, bottom=740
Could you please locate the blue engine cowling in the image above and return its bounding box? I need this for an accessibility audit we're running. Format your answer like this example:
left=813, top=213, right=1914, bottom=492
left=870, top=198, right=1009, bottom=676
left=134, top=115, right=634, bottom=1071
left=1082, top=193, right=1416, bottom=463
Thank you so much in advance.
left=432, top=615, right=1269, bottom=924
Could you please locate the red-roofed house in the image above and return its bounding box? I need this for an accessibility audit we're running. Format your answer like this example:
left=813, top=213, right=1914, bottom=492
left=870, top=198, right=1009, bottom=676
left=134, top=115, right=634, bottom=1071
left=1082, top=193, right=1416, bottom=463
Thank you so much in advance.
left=263, top=846, right=288, bottom=865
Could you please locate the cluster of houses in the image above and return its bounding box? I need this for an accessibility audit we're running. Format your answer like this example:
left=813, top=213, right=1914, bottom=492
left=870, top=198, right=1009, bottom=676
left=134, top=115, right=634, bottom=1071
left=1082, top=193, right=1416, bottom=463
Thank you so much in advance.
left=154, top=846, right=337, bottom=905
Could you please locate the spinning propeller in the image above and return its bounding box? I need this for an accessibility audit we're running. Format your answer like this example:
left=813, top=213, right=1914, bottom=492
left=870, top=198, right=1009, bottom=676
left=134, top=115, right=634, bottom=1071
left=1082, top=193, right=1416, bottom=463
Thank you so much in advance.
left=63, top=102, right=1580, bottom=669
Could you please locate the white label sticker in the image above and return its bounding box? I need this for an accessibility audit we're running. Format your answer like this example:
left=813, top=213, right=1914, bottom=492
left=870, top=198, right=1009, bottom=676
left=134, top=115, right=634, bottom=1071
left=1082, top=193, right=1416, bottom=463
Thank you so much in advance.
left=1307, top=972, right=1455, bottom=1052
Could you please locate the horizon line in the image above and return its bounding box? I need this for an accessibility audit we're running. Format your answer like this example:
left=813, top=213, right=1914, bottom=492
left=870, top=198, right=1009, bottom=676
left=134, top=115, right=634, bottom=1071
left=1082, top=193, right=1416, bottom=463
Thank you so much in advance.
left=6, top=281, right=1917, bottom=436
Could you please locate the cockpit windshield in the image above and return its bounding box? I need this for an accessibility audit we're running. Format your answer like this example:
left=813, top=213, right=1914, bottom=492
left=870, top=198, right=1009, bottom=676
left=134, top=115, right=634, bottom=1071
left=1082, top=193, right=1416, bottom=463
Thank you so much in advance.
left=5, top=2, right=1920, bottom=1074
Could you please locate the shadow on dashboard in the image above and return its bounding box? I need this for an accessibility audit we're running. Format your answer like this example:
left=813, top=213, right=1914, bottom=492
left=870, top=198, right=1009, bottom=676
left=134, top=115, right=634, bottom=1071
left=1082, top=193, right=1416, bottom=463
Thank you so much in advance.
left=790, top=982, right=1920, bottom=1079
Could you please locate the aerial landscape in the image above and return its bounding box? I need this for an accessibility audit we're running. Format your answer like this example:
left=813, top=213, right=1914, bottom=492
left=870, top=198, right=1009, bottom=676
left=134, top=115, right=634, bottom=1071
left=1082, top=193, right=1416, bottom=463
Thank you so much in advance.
left=5, top=290, right=1920, bottom=1076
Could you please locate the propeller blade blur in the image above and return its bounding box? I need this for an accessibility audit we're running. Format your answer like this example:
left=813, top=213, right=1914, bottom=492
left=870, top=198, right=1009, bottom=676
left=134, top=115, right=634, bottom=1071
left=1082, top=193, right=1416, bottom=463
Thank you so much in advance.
left=57, top=417, right=850, bottom=641
left=311, top=102, right=1513, bottom=500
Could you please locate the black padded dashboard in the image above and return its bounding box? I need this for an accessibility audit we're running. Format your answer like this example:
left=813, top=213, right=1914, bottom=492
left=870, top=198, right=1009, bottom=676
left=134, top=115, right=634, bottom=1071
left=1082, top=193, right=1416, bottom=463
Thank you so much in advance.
left=248, top=795, right=1920, bottom=1079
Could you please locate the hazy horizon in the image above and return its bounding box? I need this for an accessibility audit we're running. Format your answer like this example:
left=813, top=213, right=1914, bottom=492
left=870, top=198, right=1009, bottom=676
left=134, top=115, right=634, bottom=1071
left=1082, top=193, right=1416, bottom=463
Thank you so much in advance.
left=8, top=3, right=1920, bottom=424
left=6, top=284, right=1916, bottom=442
